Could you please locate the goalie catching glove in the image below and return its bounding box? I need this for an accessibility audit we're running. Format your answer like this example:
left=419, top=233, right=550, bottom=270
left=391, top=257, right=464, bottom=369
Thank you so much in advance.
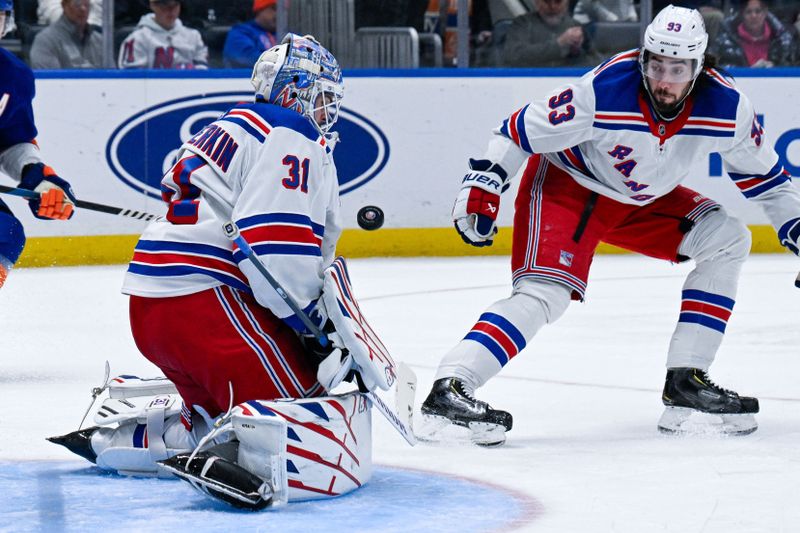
left=453, top=159, right=509, bottom=247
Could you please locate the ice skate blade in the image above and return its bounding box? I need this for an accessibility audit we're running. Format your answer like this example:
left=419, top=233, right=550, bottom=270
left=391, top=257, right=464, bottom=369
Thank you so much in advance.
left=417, top=414, right=507, bottom=446
left=657, top=406, right=758, bottom=436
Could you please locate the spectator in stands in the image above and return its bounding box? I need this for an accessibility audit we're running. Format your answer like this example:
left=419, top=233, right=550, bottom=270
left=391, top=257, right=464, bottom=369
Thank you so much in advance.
left=119, top=0, right=208, bottom=69
left=713, top=0, right=796, bottom=67
left=423, top=0, right=493, bottom=66
left=29, top=0, right=103, bottom=69
left=502, top=0, right=602, bottom=67
left=572, top=0, right=638, bottom=24
left=38, top=0, right=103, bottom=27
left=222, top=0, right=278, bottom=69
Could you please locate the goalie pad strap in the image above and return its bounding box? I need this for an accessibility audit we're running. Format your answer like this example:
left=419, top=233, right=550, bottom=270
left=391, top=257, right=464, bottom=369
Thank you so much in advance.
left=145, top=396, right=169, bottom=462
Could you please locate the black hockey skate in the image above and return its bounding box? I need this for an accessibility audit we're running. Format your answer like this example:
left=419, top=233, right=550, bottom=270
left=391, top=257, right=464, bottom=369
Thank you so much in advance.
left=47, top=427, right=99, bottom=464
left=420, top=378, right=512, bottom=446
left=658, top=367, right=759, bottom=436
left=159, top=451, right=273, bottom=510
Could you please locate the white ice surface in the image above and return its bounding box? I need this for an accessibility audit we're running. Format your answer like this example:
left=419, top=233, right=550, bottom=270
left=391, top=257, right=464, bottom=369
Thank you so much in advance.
left=1, top=254, right=799, bottom=532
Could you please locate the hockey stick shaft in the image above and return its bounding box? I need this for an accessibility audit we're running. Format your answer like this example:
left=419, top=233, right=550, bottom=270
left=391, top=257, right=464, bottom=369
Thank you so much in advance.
left=0, top=184, right=157, bottom=221
left=365, top=388, right=416, bottom=445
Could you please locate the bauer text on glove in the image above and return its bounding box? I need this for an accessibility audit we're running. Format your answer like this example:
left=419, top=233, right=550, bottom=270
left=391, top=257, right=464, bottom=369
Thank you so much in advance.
left=452, top=158, right=509, bottom=247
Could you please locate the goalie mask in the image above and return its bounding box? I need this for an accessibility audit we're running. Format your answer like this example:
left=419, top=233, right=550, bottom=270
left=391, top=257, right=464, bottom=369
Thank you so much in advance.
left=0, top=0, right=15, bottom=39
left=251, top=33, right=344, bottom=136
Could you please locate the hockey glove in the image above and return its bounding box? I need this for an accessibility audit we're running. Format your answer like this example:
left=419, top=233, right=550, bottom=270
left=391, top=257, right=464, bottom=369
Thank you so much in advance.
left=452, top=158, right=508, bottom=247
left=778, top=217, right=800, bottom=256
left=20, top=163, right=76, bottom=220
left=299, top=319, right=354, bottom=391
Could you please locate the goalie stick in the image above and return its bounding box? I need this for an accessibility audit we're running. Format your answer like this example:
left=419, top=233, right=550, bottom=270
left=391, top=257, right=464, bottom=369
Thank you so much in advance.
left=203, top=193, right=418, bottom=446
left=0, top=184, right=158, bottom=221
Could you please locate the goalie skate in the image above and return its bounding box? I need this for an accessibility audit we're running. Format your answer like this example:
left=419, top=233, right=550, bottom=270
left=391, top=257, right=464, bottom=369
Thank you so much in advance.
left=47, top=427, right=99, bottom=464
left=159, top=449, right=274, bottom=511
left=419, top=378, right=512, bottom=446
left=657, top=367, right=759, bottom=436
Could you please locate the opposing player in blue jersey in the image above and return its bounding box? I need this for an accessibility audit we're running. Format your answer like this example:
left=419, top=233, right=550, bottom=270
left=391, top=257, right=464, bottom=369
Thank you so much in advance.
left=0, top=0, right=77, bottom=287
left=421, top=5, right=800, bottom=443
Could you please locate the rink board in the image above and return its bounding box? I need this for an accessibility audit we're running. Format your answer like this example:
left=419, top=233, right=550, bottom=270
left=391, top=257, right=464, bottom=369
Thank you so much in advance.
left=6, top=68, right=800, bottom=265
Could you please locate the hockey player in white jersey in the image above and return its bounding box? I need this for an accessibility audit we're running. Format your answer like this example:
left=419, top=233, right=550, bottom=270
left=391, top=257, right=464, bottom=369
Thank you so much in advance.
left=50, top=34, right=394, bottom=509
left=421, top=5, right=800, bottom=444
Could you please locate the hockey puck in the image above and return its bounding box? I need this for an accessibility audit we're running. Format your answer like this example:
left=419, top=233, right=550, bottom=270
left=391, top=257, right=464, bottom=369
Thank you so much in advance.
left=357, top=206, right=384, bottom=231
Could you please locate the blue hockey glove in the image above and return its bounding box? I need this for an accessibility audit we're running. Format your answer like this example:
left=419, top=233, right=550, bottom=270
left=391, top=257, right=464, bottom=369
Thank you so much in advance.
left=452, top=159, right=508, bottom=247
left=20, top=163, right=76, bottom=220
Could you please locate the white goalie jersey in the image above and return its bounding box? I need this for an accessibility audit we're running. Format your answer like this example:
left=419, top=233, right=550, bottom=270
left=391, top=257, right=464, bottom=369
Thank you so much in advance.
left=122, top=101, right=342, bottom=328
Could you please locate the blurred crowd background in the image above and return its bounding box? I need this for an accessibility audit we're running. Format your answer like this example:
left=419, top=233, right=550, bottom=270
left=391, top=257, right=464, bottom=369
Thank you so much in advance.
left=2, top=0, right=800, bottom=69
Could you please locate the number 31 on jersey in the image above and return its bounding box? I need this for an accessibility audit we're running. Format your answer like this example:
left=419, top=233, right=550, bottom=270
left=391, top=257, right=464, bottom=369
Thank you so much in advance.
left=282, top=155, right=310, bottom=193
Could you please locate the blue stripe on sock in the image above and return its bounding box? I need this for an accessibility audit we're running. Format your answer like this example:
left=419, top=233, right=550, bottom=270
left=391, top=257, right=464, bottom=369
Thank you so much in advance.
left=477, top=312, right=526, bottom=351
left=465, top=331, right=509, bottom=366
left=679, top=312, right=727, bottom=333
left=681, top=289, right=735, bottom=310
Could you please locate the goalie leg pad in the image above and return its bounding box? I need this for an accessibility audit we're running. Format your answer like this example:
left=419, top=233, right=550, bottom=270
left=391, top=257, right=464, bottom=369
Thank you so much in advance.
left=232, top=391, right=373, bottom=502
